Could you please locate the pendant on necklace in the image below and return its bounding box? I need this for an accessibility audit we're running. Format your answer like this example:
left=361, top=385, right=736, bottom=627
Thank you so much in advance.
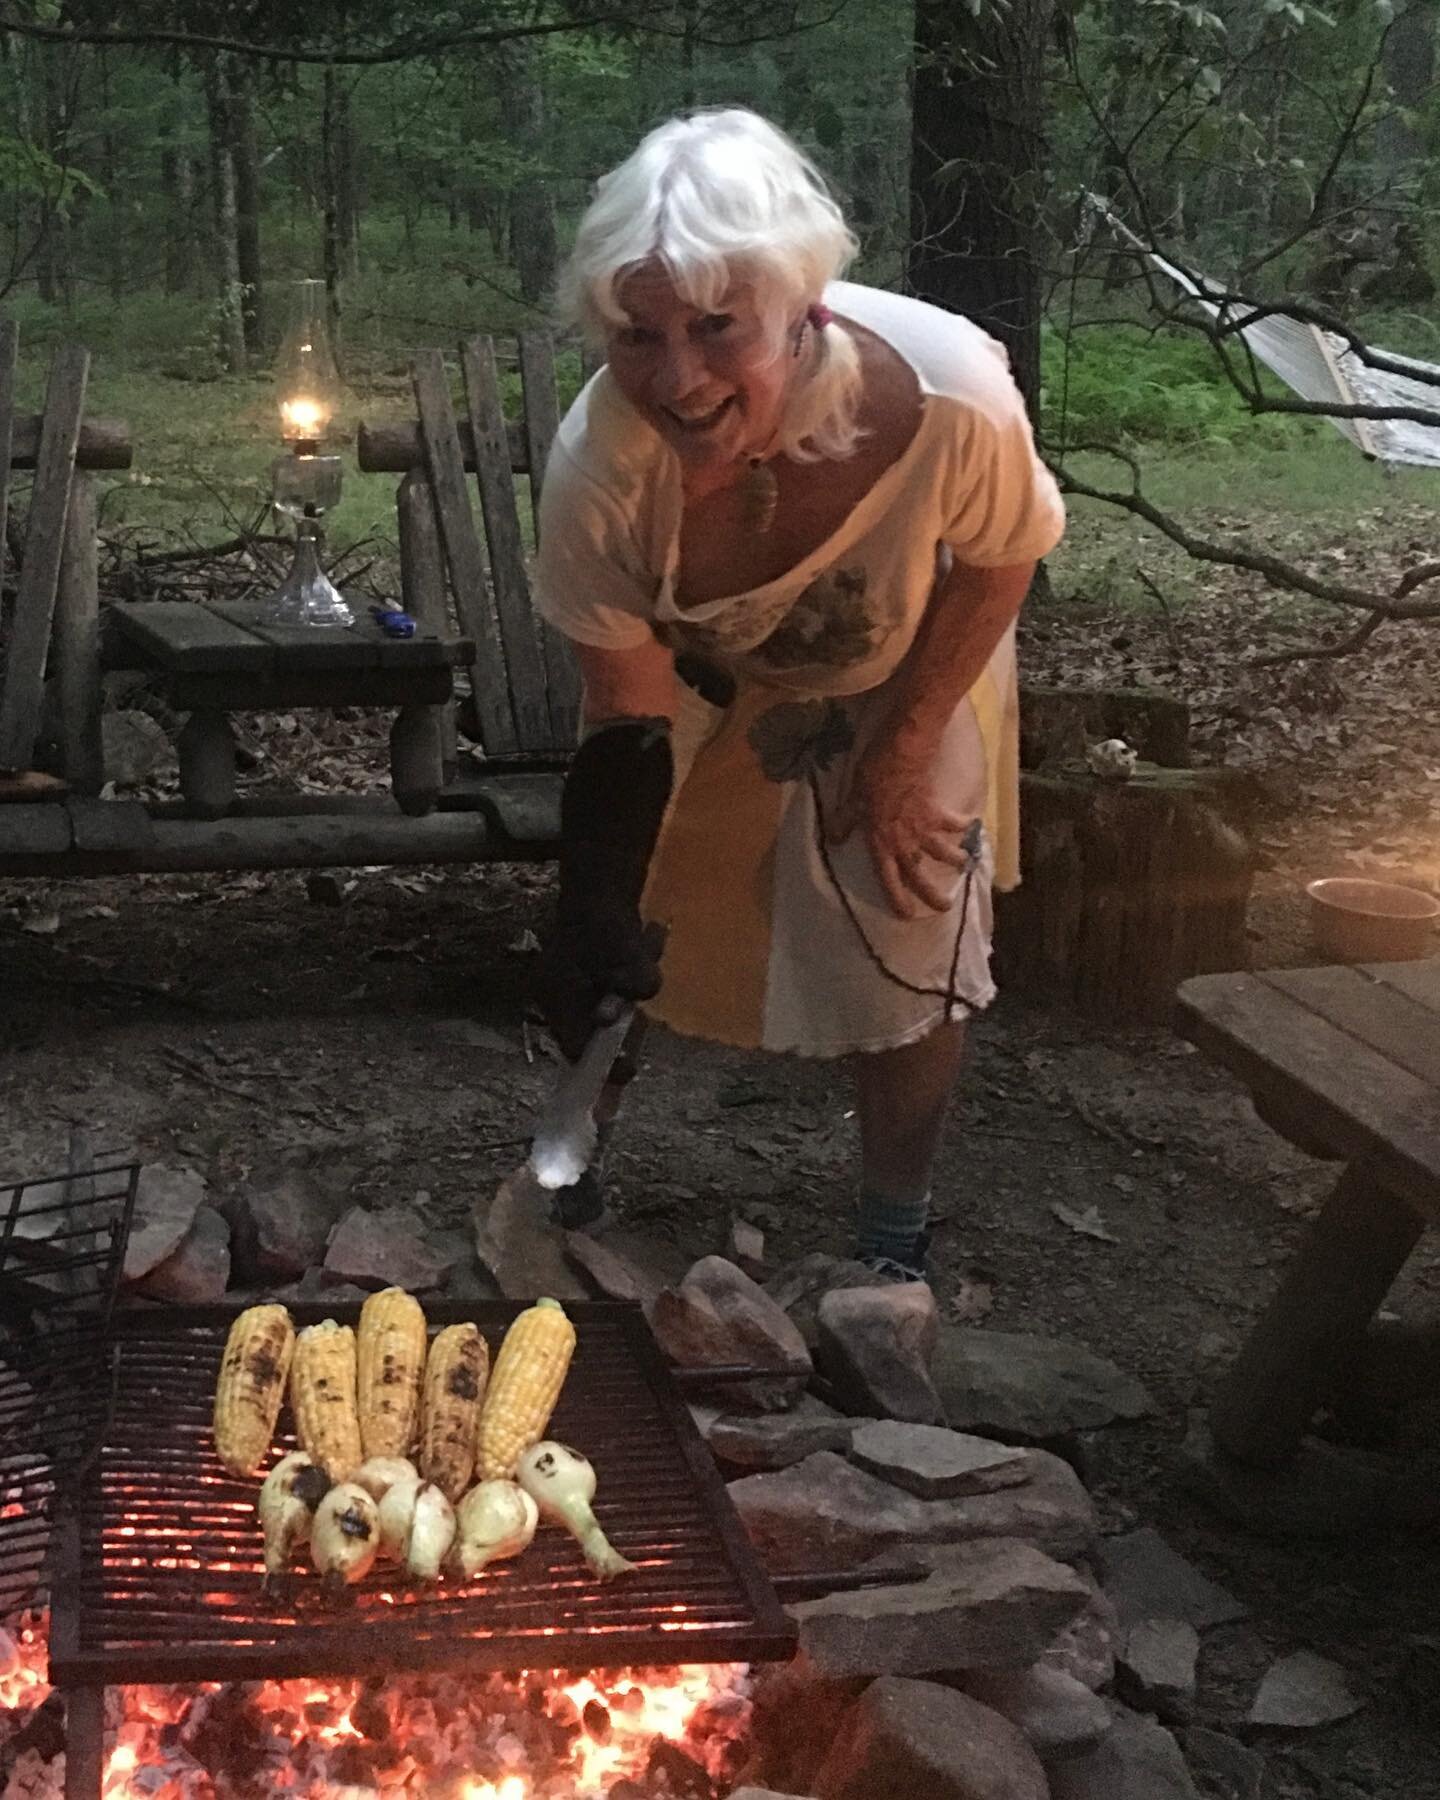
left=742, top=457, right=779, bottom=535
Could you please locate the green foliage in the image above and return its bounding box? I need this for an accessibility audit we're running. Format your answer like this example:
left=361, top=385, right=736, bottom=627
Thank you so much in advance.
left=1041, top=325, right=1312, bottom=451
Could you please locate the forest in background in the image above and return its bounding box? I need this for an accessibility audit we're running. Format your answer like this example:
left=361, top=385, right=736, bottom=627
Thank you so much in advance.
left=0, top=0, right=1436, bottom=633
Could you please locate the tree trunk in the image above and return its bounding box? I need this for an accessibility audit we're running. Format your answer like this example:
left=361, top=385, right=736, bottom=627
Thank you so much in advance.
left=320, top=69, right=345, bottom=370
left=36, top=47, right=72, bottom=309
left=157, top=57, right=197, bottom=295
left=203, top=56, right=246, bottom=373
left=335, top=75, right=362, bottom=283
left=1376, top=0, right=1434, bottom=179
left=907, top=0, right=1054, bottom=418
left=230, top=57, right=264, bottom=355
left=497, top=40, right=558, bottom=307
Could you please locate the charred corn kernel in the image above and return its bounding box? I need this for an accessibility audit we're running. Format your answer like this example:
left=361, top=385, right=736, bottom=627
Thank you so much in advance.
left=419, top=1323, right=489, bottom=1501
left=289, top=1319, right=363, bottom=1484
left=474, top=1298, right=576, bottom=1482
left=213, top=1304, right=295, bottom=1475
left=357, top=1287, right=426, bottom=1459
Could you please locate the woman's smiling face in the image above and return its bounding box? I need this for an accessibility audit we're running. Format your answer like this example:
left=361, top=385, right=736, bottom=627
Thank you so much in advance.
left=604, top=262, right=798, bottom=474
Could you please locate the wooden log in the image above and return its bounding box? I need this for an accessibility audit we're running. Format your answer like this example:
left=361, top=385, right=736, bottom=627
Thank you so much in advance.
left=460, top=335, right=550, bottom=747
left=0, top=807, right=506, bottom=876
left=1210, top=1162, right=1425, bottom=1466
left=398, top=468, right=456, bottom=774
left=358, top=415, right=527, bottom=474
left=0, top=344, right=89, bottom=770
left=51, top=473, right=104, bottom=793
left=177, top=710, right=236, bottom=819
left=0, top=319, right=17, bottom=604
left=9, top=415, right=132, bottom=471
left=518, top=330, right=582, bottom=742
left=1019, top=684, right=1191, bottom=771
left=410, top=350, right=518, bottom=755
left=389, top=703, right=442, bottom=817
left=993, top=765, right=1257, bottom=1024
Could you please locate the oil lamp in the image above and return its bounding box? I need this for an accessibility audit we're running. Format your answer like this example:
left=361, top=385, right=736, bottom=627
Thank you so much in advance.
left=265, top=278, right=352, bottom=627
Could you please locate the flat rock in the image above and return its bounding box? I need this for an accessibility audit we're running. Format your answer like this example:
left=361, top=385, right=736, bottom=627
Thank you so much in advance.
left=813, top=1676, right=1049, bottom=1800
left=122, top=1164, right=206, bottom=1282
left=563, top=1230, right=666, bottom=1317
left=1047, top=1706, right=1199, bottom=1799
left=1099, top=1527, right=1248, bottom=1630
left=705, top=1394, right=860, bottom=1471
left=961, top=1666, right=1111, bottom=1757
left=850, top=1421, right=1029, bottom=1498
left=137, top=1204, right=231, bottom=1303
left=1039, top=1576, right=1118, bottom=1692
left=324, top=1204, right=457, bottom=1293
left=816, top=1283, right=945, bottom=1424
left=745, top=1651, right=868, bottom=1795
left=1117, top=1618, right=1199, bottom=1724
left=791, top=1538, right=1090, bottom=1679
left=241, top=1174, right=344, bottom=1279
left=262, top=1269, right=371, bottom=1307
left=730, top=1447, right=1097, bottom=1574
left=766, top=1251, right=892, bottom=1351
left=473, top=1168, right=588, bottom=1302
left=933, top=1327, right=1154, bottom=1442
left=1181, top=1726, right=1265, bottom=1800
left=1248, top=1649, right=1361, bottom=1727
left=651, top=1256, right=811, bottom=1411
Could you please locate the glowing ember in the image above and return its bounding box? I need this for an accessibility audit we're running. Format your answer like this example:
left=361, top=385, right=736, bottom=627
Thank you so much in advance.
left=1, top=1612, right=753, bottom=1799
left=0, top=1612, right=49, bottom=1714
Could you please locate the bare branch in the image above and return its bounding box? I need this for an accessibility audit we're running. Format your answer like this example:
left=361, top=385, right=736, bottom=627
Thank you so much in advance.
left=1054, top=462, right=1440, bottom=622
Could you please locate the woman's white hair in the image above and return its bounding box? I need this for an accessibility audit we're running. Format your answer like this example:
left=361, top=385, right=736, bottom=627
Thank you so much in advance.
left=560, top=107, right=864, bottom=460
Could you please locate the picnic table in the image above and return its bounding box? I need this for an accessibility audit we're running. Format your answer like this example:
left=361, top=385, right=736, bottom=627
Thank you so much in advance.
left=104, top=598, right=476, bottom=819
left=1176, top=960, right=1440, bottom=1467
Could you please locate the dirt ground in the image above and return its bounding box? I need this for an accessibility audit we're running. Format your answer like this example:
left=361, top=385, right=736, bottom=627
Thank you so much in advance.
left=1, top=847, right=1438, bottom=1799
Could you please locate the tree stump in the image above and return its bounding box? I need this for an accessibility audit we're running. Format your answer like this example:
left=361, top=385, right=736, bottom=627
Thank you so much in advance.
left=994, top=765, right=1258, bottom=1023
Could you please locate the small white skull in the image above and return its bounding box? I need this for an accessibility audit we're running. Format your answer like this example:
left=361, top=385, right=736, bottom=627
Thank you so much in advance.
left=1086, top=737, right=1138, bottom=782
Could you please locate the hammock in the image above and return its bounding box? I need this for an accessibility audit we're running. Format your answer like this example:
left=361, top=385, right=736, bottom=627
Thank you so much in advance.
left=1082, top=195, right=1440, bottom=469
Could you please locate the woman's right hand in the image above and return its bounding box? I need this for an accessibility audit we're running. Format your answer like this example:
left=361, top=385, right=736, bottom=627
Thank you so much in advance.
left=534, top=909, right=665, bottom=1062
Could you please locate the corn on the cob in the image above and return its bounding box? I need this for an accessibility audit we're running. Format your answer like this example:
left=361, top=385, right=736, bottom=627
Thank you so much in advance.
left=289, top=1319, right=363, bottom=1484
left=213, top=1304, right=295, bottom=1475
left=474, top=1298, right=576, bottom=1482
left=356, top=1287, right=426, bottom=1459
left=418, top=1323, right=489, bottom=1500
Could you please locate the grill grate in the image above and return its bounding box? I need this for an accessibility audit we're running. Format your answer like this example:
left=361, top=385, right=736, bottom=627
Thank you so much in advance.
left=0, top=1152, right=139, bottom=1618
left=49, top=1300, right=796, bottom=1685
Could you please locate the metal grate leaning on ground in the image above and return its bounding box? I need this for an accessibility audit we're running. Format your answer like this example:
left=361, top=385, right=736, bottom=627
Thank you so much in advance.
left=0, top=1153, right=140, bottom=1618
left=49, top=1300, right=795, bottom=1685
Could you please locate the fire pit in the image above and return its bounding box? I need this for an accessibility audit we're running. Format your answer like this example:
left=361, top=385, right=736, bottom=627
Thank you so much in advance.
left=31, top=1300, right=793, bottom=1796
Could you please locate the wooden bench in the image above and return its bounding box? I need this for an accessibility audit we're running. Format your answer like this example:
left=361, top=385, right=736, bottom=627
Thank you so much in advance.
left=1177, top=961, right=1440, bottom=1467
left=104, top=600, right=475, bottom=819
left=0, top=324, right=580, bottom=874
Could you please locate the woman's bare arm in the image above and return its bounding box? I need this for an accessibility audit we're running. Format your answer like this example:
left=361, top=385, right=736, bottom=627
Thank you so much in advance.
left=573, top=635, right=678, bottom=730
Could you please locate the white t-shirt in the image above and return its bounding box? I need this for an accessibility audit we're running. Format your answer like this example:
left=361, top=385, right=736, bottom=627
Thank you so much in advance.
left=533, top=280, right=1064, bottom=699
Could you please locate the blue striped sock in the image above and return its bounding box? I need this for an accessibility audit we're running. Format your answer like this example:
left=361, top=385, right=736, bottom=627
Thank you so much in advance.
left=856, top=1186, right=931, bottom=1264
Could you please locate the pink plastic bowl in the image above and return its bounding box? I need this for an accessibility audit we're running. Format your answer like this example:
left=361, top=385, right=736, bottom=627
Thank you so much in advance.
left=1306, top=877, right=1440, bottom=963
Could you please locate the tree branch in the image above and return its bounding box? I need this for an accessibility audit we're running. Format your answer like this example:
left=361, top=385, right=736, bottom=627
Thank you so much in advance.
left=1054, top=460, right=1440, bottom=622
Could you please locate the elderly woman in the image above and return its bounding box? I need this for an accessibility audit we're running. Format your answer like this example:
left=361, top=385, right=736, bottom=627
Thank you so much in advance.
left=532, top=108, right=1063, bottom=1279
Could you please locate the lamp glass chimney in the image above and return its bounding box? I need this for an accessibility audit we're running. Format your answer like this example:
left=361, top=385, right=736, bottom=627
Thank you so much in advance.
left=276, top=279, right=341, bottom=447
